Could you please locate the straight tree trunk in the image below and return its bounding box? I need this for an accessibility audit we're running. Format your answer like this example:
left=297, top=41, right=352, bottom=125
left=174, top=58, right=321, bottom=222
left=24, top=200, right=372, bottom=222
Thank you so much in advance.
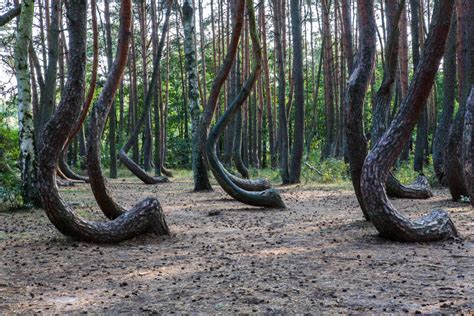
left=433, top=15, right=456, bottom=185
left=288, top=0, right=304, bottom=184
left=259, top=2, right=276, bottom=169
left=138, top=0, right=152, bottom=172
left=272, top=0, right=290, bottom=183
left=445, top=0, right=472, bottom=200
left=321, top=0, right=336, bottom=159
left=38, top=0, right=61, bottom=133
left=104, top=0, right=117, bottom=178
left=463, top=88, right=474, bottom=206
left=411, top=0, right=428, bottom=173
left=183, top=0, right=212, bottom=191
left=15, top=0, right=37, bottom=205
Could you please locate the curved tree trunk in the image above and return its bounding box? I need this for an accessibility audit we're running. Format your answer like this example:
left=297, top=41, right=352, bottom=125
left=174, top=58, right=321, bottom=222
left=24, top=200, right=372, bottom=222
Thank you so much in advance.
left=58, top=149, right=88, bottom=182
left=433, top=15, right=456, bottom=185
left=118, top=0, right=173, bottom=184
left=371, top=1, right=432, bottom=200
left=463, top=88, right=474, bottom=206
left=223, top=168, right=271, bottom=191
left=385, top=173, right=433, bottom=199
left=360, top=0, right=459, bottom=242
left=206, top=0, right=285, bottom=209
left=345, top=0, right=377, bottom=220
left=38, top=0, right=169, bottom=243
left=198, top=0, right=245, bottom=169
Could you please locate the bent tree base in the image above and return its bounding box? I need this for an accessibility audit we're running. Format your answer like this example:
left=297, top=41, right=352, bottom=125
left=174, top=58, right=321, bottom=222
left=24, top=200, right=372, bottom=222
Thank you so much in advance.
left=385, top=173, right=433, bottom=199
left=224, top=167, right=271, bottom=191
left=361, top=0, right=458, bottom=242
left=38, top=0, right=170, bottom=243
left=205, top=0, right=285, bottom=209
left=119, top=150, right=168, bottom=184
left=59, top=150, right=89, bottom=183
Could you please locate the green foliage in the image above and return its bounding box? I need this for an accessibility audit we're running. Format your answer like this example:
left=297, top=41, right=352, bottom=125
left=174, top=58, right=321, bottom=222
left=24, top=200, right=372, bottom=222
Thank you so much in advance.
left=393, top=156, right=437, bottom=187
left=303, top=158, right=349, bottom=184
left=0, top=116, right=21, bottom=207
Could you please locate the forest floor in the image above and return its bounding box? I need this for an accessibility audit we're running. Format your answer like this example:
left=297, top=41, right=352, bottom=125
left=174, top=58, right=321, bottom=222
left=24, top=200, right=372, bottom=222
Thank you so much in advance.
left=1, top=172, right=473, bottom=314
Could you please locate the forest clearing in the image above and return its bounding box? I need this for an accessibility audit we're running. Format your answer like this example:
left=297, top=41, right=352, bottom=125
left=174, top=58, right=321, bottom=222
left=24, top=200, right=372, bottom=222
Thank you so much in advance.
left=1, top=173, right=473, bottom=313
left=1, top=0, right=474, bottom=313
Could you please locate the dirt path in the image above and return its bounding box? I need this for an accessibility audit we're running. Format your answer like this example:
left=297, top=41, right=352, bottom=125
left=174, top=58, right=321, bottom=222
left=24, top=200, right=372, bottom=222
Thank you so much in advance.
left=1, top=176, right=473, bottom=313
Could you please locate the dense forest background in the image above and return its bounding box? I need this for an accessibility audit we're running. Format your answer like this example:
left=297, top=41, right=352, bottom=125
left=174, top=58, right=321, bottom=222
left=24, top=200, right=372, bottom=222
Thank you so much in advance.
left=0, top=0, right=449, bottom=182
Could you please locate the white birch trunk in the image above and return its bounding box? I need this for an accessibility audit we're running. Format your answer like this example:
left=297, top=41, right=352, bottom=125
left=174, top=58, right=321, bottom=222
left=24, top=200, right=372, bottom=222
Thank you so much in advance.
left=14, top=0, right=36, bottom=205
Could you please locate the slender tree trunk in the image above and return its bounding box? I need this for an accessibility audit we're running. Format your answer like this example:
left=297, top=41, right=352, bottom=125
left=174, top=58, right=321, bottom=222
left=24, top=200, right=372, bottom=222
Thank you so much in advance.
left=288, top=0, right=304, bottom=184
left=104, top=0, right=117, bottom=178
left=15, top=0, right=37, bottom=206
left=151, top=0, right=162, bottom=177
left=433, top=15, right=456, bottom=185
left=138, top=0, right=152, bottom=172
left=118, top=0, right=173, bottom=184
left=273, top=0, right=290, bottom=183
left=38, top=0, right=61, bottom=133
left=260, top=2, right=276, bottom=169
left=183, top=0, right=212, bottom=191
left=411, top=0, right=428, bottom=173
left=321, top=0, right=336, bottom=159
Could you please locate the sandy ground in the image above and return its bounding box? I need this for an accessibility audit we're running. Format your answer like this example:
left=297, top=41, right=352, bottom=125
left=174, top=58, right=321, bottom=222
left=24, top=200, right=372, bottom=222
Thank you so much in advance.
left=1, top=175, right=473, bottom=314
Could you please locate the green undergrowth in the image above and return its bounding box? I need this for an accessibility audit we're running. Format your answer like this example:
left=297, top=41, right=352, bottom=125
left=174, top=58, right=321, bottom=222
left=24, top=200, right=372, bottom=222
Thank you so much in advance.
left=0, top=120, right=21, bottom=210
